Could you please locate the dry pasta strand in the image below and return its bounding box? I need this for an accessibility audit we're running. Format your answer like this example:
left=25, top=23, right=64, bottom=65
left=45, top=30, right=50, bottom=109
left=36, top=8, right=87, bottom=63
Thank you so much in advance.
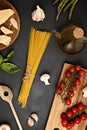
left=18, top=28, right=51, bottom=108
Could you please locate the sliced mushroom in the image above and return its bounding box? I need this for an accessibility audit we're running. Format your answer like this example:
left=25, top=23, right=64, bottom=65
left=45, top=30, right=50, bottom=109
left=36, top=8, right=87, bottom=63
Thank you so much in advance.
left=0, top=35, right=11, bottom=46
left=10, top=18, right=18, bottom=30
left=83, top=87, right=87, bottom=98
left=0, top=9, right=14, bottom=25
left=0, top=26, right=13, bottom=35
left=28, top=113, right=39, bottom=127
left=31, top=113, right=38, bottom=122
left=28, top=117, right=34, bottom=127
left=40, top=74, right=50, bottom=85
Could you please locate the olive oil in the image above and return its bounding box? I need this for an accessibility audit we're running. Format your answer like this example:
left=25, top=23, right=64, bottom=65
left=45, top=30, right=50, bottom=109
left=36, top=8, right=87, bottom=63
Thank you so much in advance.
left=55, top=25, right=85, bottom=54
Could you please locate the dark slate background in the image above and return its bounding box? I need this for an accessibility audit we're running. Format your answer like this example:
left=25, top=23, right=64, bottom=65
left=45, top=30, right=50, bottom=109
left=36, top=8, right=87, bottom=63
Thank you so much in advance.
left=0, top=0, right=87, bottom=130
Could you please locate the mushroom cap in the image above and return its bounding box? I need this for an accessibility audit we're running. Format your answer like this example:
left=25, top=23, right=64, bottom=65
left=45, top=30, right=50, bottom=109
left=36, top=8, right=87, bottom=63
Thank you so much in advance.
left=83, top=87, right=87, bottom=92
left=31, top=113, right=38, bottom=122
left=40, top=74, right=50, bottom=81
left=0, top=124, right=11, bottom=130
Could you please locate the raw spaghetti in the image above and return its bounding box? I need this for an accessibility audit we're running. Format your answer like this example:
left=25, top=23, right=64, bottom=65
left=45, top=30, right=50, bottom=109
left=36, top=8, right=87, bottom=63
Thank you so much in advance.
left=18, top=27, right=51, bottom=108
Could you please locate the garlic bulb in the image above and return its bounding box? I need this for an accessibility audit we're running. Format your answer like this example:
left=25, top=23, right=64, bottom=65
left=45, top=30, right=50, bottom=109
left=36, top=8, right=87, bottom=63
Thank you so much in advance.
left=32, top=5, right=45, bottom=22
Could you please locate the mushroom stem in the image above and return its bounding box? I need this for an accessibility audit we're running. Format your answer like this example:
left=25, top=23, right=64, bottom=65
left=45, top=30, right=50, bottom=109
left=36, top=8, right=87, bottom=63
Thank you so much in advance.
left=44, top=79, right=50, bottom=85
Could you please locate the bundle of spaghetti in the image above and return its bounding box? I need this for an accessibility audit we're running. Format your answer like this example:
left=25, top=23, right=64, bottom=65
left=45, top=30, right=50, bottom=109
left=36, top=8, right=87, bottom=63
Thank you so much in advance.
left=18, top=27, right=51, bottom=108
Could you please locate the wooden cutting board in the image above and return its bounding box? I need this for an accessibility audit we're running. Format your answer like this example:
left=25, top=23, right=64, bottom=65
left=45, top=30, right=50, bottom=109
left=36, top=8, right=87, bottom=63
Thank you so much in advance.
left=45, top=63, right=87, bottom=130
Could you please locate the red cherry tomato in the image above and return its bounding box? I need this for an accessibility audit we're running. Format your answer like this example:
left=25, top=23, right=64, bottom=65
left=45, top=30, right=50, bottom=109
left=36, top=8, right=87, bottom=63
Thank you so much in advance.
left=71, top=106, right=78, bottom=114
left=75, top=65, right=81, bottom=71
left=59, top=81, right=66, bottom=88
left=69, top=120, right=75, bottom=127
left=68, top=90, right=74, bottom=97
left=80, top=113, right=87, bottom=120
left=79, top=69, right=85, bottom=76
left=61, top=118, right=68, bottom=127
left=55, top=87, right=63, bottom=94
left=74, top=117, right=81, bottom=124
left=64, top=97, right=71, bottom=105
left=61, top=113, right=67, bottom=119
left=75, top=79, right=81, bottom=86
left=72, top=85, right=77, bottom=91
left=66, top=123, right=72, bottom=130
left=69, top=66, right=75, bottom=73
left=77, top=103, right=85, bottom=111
left=65, top=71, right=71, bottom=77
left=66, top=110, right=73, bottom=118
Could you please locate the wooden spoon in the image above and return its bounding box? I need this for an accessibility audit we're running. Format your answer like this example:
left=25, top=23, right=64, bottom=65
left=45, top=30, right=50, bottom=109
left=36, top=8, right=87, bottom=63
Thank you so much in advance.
left=0, top=85, right=23, bottom=130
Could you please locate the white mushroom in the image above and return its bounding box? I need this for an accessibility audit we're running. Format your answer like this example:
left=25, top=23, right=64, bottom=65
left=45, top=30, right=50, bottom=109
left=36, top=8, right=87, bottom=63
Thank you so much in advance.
left=82, top=87, right=87, bottom=98
left=31, top=5, right=45, bottom=22
left=40, top=74, right=50, bottom=85
left=31, top=113, right=38, bottom=122
left=0, top=124, right=11, bottom=130
left=28, top=117, right=34, bottom=127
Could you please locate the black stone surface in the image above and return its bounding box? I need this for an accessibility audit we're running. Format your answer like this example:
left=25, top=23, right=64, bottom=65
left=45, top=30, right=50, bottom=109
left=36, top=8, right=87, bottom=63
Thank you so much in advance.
left=0, top=0, right=87, bottom=130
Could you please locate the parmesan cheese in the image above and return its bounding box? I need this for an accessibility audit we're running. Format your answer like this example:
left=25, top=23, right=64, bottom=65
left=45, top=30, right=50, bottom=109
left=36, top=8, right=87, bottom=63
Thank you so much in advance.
left=10, top=18, right=18, bottom=30
left=0, top=9, right=14, bottom=25
left=0, top=26, right=13, bottom=35
left=0, top=35, right=11, bottom=46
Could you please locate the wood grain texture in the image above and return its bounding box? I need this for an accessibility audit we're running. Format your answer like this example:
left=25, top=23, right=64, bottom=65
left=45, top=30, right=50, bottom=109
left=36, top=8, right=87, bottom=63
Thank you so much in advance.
left=45, top=63, right=87, bottom=130
left=0, top=0, right=20, bottom=50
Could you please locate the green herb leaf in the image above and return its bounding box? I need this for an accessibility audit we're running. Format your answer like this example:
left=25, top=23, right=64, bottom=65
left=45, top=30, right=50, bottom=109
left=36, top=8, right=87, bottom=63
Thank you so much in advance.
left=0, top=55, right=3, bottom=64
left=1, top=62, right=20, bottom=74
left=4, top=50, right=14, bottom=62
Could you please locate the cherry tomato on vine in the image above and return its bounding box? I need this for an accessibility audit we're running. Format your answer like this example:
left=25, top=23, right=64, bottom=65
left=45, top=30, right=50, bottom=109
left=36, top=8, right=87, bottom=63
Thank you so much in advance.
left=71, top=106, right=78, bottom=114
left=72, top=85, right=77, bottom=91
left=61, top=113, right=67, bottom=119
left=79, top=69, right=85, bottom=76
left=69, top=66, right=75, bottom=73
left=75, top=65, right=81, bottom=71
left=68, top=90, right=74, bottom=97
left=55, top=87, right=63, bottom=94
left=61, top=118, right=68, bottom=127
left=80, top=113, right=87, bottom=120
left=59, top=81, right=66, bottom=88
left=75, top=79, right=81, bottom=86
left=74, top=117, right=81, bottom=124
left=77, top=103, right=85, bottom=111
left=65, top=71, right=71, bottom=77
left=66, top=110, right=73, bottom=118
left=66, top=123, right=72, bottom=130
left=64, top=97, right=71, bottom=105
left=69, top=120, right=75, bottom=127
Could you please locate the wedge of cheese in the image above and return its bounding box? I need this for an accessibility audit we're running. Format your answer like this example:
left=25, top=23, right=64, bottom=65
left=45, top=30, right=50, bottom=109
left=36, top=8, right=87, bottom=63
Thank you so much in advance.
left=0, top=26, right=13, bottom=35
left=0, top=9, right=14, bottom=25
left=10, top=18, right=18, bottom=30
left=0, top=35, right=11, bottom=46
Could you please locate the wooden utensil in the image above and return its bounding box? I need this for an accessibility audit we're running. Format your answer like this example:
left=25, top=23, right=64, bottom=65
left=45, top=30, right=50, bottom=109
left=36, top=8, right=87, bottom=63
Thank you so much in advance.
left=0, top=85, right=23, bottom=130
left=45, top=63, right=87, bottom=130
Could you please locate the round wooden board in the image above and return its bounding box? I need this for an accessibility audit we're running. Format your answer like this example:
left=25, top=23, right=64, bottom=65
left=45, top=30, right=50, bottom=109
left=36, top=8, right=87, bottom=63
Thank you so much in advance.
left=0, top=0, right=20, bottom=50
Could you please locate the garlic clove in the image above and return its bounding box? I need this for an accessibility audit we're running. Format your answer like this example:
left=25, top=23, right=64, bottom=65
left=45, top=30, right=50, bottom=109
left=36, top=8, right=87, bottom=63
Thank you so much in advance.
left=32, top=5, right=45, bottom=22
